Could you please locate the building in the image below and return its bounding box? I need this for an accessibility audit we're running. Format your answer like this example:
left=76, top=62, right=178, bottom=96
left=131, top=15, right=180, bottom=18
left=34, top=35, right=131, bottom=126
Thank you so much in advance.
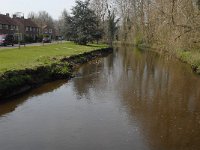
left=42, top=25, right=55, bottom=40
left=13, top=15, right=40, bottom=42
left=0, top=13, right=59, bottom=43
left=0, top=13, right=40, bottom=42
left=0, top=13, right=18, bottom=35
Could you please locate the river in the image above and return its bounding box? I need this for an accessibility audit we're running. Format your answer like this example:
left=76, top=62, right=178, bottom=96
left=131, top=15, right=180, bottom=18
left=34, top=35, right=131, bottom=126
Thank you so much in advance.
left=0, top=46, right=200, bottom=150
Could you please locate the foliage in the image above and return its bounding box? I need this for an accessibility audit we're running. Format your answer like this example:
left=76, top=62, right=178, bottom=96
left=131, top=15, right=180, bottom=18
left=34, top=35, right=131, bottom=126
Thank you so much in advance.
left=55, top=10, right=71, bottom=40
left=37, top=35, right=44, bottom=42
left=92, top=29, right=103, bottom=44
left=28, top=11, right=54, bottom=38
left=24, top=36, right=35, bottom=43
left=107, top=10, right=120, bottom=46
left=28, top=11, right=54, bottom=28
left=177, top=50, right=200, bottom=74
left=89, top=0, right=120, bottom=45
left=67, top=0, right=102, bottom=45
left=114, top=0, right=200, bottom=50
left=0, top=74, right=32, bottom=92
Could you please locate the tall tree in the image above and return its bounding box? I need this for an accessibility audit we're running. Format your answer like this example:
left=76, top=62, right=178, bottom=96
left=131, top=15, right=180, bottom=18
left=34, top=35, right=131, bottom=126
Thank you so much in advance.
left=28, top=11, right=54, bottom=34
left=107, top=10, right=120, bottom=46
left=69, top=0, right=101, bottom=45
left=56, top=9, right=71, bottom=40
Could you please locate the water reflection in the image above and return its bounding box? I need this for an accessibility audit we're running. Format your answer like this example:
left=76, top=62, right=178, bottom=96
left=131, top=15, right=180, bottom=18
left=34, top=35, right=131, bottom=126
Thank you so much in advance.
left=115, top=46, right=200, bottom=150
left=0, top=46, right=200, bottom=150
left=0, top=80, right=66, bottom=117
left=71, top=46, right=200, bottom=150
left=72, top=56, right=115, bottom=101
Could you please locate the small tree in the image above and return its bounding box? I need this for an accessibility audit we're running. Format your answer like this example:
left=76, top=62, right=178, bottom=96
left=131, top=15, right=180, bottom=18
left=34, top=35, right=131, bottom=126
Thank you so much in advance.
left=93, top=28, right=103, bottom=44
left=70, top=0, right=101, bottom=45
left=107, top=10, right=120, bottom=47
left=58, top=10, right=72, bottom=40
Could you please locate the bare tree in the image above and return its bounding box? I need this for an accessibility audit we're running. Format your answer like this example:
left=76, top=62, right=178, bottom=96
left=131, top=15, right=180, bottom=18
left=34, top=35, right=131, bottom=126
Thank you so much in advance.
left=111, top=0, right=200, bottom=51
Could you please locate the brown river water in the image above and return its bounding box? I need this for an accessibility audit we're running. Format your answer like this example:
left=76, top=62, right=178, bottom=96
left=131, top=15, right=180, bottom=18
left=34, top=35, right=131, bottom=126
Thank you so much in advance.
left=0, top=46, right=200, bottom=150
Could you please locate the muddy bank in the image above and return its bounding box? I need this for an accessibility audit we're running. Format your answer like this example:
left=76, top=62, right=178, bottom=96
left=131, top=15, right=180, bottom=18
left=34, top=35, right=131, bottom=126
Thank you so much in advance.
left=0, top=48, right=113, bottom=100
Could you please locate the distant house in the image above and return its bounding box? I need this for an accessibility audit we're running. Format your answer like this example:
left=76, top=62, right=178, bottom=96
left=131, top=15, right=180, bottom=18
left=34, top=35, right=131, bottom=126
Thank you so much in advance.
left=54, top=27, right=62, bottom=40
left=42, top=25, right=55, bottom=39
left=13, top=15, right=39, bottom=41
left=0, top=13, right=18, bottom=35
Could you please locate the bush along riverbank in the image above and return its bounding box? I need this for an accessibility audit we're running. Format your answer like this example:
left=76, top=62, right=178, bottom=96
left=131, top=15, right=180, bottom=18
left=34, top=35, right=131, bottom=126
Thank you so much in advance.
left=131, top=41, right=200, bottom=75
left=176, top=50, right=200, bottom=74
left=0, top=48, right=113, bottom=100
left=155, top=49, right=200, bottom=75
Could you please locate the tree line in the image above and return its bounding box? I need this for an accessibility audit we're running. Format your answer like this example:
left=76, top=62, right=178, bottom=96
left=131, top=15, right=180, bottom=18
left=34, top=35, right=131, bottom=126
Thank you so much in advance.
left=28, top=0, right=200, bottom=51
left=114, top=0, right=200, bottom=51
left=28, top=0, right=119, bottom=46
left=90, top=0, right=200, bottom=51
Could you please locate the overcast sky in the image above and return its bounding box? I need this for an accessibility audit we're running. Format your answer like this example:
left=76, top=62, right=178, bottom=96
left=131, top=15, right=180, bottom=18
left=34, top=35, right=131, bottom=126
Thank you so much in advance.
left=0, top=0, right=76, bottom=20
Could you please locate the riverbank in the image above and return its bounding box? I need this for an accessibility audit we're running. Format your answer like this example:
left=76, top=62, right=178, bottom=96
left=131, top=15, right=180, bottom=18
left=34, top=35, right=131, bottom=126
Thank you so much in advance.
left=0, top=42, right=107, bottom=73
left=115, top=42, right=200, bottom=75
left=176, top=50, right=200, bottom=74
left=0, top=43, right=112, bottom=100
left=148, top=47, right=200, bottom=75
left=152, top=49, right=200, bottom=75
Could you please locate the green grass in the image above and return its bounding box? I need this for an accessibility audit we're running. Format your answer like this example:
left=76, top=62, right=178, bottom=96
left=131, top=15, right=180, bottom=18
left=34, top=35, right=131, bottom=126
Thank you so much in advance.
left=177, top=50, right=200, bottom=74
left=0, top=42, right=107, bottom=73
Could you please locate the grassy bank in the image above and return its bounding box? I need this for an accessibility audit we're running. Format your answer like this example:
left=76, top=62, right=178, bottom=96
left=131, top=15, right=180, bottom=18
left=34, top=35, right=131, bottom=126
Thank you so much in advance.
left=0, top=42, right=107, bottom=73
left=146, top=46, right=200, bottom=75
left=176, top=50, right=200, bottom=74
left=115, top=41, right=200, bottom=75
left=0, top=42, right=111, bottom=99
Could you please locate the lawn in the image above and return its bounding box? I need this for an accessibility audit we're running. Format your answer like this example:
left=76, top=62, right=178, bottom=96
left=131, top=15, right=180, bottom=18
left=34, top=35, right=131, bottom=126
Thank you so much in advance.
left=0, top=42, right=108, bottom=73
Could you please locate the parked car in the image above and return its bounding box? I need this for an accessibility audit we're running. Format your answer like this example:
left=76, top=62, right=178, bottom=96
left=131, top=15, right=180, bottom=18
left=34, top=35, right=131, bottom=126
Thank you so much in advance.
left=42, top=37, right=51, bottom=43
left=0, top=34, right=14, bottom=46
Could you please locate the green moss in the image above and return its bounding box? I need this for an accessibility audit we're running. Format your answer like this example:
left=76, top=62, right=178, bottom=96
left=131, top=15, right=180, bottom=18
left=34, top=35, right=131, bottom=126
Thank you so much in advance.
left=0, top=74, right=32, bottom=91
left=178, top=51, right=192, bottom=63
left=133, top=32, right=145, bottom=46
left=176, top=50, right=200, bottom=74
left=50, top=62, right=71, bottom=77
